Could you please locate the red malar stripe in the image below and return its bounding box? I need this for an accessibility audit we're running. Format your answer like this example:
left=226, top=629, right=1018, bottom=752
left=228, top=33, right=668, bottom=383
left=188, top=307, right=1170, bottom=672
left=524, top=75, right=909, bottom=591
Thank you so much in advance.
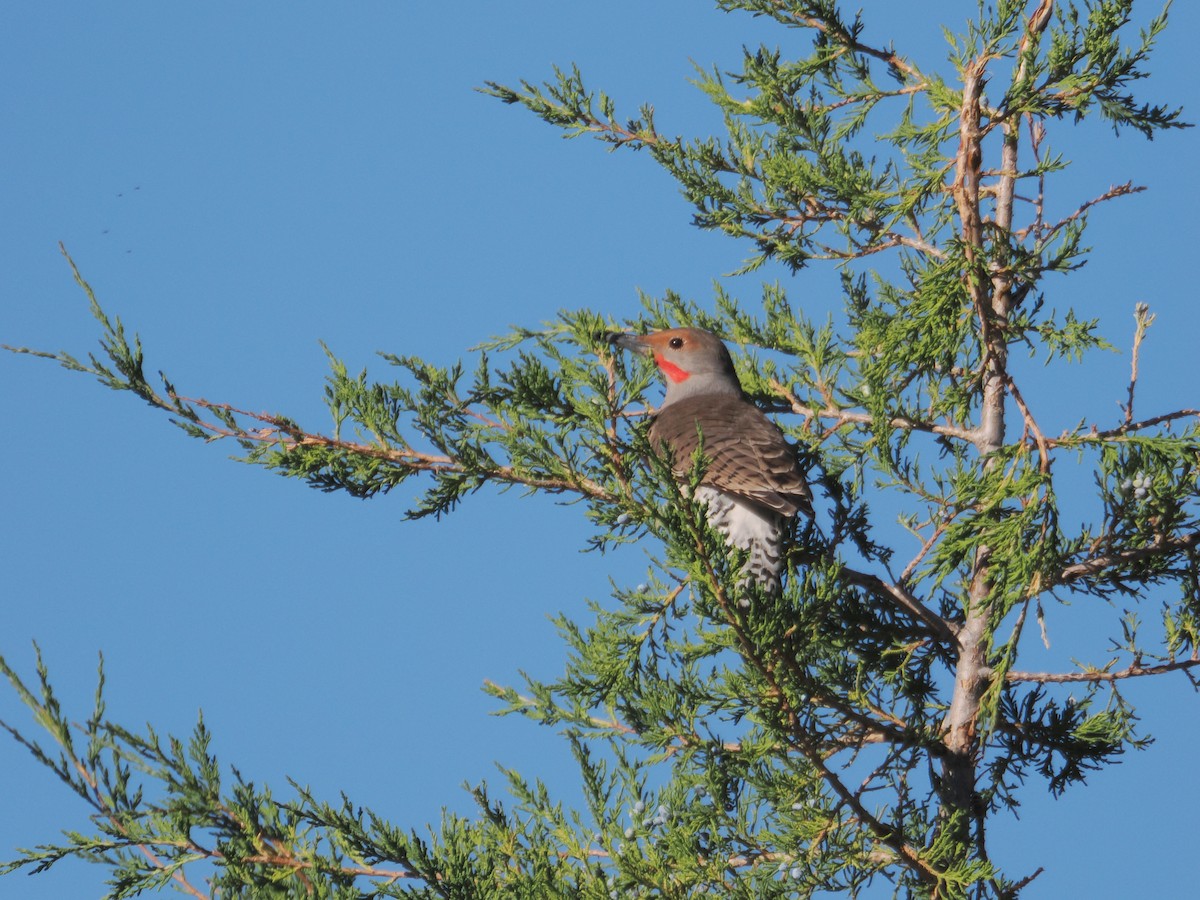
left=655, top=356, right=691, bottom=383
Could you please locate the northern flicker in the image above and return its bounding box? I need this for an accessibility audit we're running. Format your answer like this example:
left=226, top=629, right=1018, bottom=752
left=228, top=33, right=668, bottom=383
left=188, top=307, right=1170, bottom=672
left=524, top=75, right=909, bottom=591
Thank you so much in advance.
left=608, top=327, right=812, bottom=594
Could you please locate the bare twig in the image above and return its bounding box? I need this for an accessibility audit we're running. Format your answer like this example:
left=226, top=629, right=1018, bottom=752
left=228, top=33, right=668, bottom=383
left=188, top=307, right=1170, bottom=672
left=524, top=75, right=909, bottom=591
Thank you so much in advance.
left=1006, top=655, right=1200, bottom=684
left=1123, top=303, right=1155, bottom=425
left=1037, top=182, right=1146, bottom=251
left=1009, top=866, right=1046, bottom=894
left=1045, top=408, right=1200, bottom=447
left=1004, top=374, right=1051, bottom=474
left=767, top=379, right=977, bottom=443
left=899, top=521, right=949, bottom=585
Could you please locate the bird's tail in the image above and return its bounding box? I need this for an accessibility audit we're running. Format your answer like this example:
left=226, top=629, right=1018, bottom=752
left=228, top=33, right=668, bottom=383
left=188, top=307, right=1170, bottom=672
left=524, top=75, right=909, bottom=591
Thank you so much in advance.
left=694, top=487, right=785, bottom=598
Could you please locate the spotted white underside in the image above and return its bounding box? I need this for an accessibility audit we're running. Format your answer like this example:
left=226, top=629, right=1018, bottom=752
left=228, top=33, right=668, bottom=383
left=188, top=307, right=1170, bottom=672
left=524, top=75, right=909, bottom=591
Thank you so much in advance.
left=694, top=485, right=785, bottom=593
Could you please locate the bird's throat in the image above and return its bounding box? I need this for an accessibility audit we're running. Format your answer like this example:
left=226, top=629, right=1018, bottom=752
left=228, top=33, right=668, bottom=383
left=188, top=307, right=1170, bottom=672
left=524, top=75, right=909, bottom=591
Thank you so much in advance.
left=655, top=356, right=691, bottom=383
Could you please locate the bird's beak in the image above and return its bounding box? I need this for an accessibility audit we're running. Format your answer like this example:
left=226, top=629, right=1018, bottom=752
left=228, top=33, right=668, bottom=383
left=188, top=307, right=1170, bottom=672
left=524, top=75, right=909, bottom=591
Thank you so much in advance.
left=605, top=331, right=652, bottom=356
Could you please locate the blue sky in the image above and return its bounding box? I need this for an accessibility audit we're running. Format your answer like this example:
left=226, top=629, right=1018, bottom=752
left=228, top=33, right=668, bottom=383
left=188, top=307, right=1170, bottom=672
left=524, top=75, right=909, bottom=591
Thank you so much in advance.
left=2, top=2, right=1197, bottom=896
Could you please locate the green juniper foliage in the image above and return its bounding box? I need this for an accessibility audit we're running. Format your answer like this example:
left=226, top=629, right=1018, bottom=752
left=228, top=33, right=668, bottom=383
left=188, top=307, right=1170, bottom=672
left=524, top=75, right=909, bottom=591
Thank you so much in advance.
left=3, top=2, right=1197, bottom=897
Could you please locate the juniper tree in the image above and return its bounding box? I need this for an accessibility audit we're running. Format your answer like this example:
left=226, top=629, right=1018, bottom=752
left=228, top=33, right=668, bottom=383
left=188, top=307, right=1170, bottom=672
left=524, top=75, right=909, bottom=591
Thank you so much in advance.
left=2, top=1, right=1197, bottom=897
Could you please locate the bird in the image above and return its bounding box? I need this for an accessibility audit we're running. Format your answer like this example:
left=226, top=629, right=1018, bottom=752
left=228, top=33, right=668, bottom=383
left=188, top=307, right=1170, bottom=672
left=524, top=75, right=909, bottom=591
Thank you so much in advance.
left=607, top=327, right=812, bottom=596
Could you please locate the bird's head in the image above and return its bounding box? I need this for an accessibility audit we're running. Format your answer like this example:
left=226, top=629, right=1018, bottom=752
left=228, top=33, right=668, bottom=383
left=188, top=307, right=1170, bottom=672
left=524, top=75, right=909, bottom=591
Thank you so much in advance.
left=607, top=327, right=742, bottom=404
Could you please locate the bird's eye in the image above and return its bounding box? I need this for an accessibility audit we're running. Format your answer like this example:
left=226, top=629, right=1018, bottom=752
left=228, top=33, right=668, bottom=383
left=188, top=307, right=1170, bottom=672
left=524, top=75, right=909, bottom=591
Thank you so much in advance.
left=669, top=337, right=684, bottom=349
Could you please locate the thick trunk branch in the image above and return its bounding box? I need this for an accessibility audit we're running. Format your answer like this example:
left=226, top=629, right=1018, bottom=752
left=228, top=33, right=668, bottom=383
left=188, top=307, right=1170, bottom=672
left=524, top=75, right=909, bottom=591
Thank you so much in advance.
left=939, top=6, right=1058, bottom=859
left=940, top=59, right=996, bottom=834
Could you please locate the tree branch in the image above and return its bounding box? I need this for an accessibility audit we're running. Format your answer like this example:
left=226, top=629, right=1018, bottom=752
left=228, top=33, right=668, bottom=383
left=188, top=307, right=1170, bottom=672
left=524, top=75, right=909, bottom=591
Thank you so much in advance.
left=1054, top=531, right=1200, bottom=586
left=742, top=0, right=926, bottom=83
left=1124, top=302, right=1154, bottom=425
left=1045, top=408, right=1200, bottom=447
left=1006, top=655, right=1200, bottom=684
left=840, top=567, right=958, bottom=644
left=174, top=396, right=613, bottom=502
left=767, top=380, right=977, bottom=443
left=942, top=52, right=999, bottom=827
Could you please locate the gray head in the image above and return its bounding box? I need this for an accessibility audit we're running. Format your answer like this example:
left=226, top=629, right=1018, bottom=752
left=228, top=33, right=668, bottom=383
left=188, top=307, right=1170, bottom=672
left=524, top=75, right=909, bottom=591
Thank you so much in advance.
left=607, top=327, right=743, bottom=406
